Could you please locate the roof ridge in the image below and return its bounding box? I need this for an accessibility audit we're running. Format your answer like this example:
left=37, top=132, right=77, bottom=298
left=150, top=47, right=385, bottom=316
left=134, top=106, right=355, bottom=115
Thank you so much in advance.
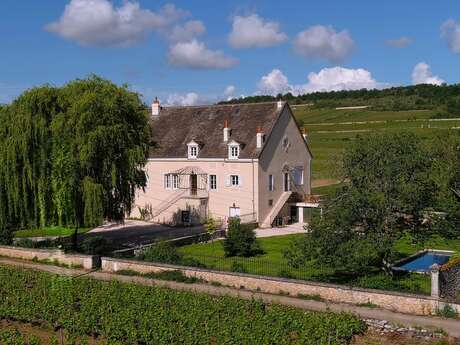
left=162, top=101, right=283, bottom=110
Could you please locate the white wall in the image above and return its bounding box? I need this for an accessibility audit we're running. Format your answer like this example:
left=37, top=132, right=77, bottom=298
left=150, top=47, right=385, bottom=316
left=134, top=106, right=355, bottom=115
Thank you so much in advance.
left=257, top=105, right=312, bottom=227
left=132, top=159, right=258, bottom=225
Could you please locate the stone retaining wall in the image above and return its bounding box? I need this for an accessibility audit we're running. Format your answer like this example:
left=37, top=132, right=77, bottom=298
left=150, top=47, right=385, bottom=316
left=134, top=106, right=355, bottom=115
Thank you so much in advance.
left=101, top=257, right=458, bottom=316
left=0, top=246, right=98, bottom=270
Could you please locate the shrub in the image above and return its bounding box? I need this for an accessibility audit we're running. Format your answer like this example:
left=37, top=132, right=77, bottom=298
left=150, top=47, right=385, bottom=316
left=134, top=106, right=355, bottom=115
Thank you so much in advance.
left=137, top=241, right=182, bottom=264
left=223, top=218, right=263, bottom=257
left=436, top=304, right=459, bottom=319
left=231, top=261, right=248, bottom=273
left=80, top=236, right=108, bottom=255
left=144, top=270, right=203, bottom=284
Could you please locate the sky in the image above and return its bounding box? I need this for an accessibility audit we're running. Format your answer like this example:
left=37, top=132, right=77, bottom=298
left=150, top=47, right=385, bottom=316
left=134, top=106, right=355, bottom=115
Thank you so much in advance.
left=1, top=0, right=460, bottom=105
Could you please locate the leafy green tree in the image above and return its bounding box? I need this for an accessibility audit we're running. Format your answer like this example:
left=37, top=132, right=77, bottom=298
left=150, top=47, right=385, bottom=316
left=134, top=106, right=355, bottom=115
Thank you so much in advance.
left=0, top=76, right=149, bottom=242
left=223, top=218, right=263, bottom=257
left=284, top=132, right=459, bottom=275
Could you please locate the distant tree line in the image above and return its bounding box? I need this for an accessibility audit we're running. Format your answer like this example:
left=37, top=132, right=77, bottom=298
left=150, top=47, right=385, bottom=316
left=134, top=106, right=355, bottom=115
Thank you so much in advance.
left=0, top=76, right=150, bottom=243
left=221, top=84, right=460, bottom=118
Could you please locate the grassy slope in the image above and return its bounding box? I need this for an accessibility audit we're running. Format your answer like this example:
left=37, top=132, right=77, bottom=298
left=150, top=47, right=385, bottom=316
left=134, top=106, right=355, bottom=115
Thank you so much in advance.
left=14, top=226, right=91, bottom=238
left=292, top=107, right=460, bottom=180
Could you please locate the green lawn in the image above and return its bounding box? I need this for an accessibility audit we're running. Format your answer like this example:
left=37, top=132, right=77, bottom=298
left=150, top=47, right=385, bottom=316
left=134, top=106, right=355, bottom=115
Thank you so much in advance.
left=177, top=233, right=460, bottom=295
left=14, top=226, right=91, bottom=238
left=179, top=235, right=329, bottom=280
left=312, top=182, right=345, bottom=197
left=394, top=233, right=460, bottom=256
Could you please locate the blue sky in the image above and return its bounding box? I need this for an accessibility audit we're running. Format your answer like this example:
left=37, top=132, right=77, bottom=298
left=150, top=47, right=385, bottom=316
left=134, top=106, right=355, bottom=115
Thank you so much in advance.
left=1, top=0, right=460, bottom=105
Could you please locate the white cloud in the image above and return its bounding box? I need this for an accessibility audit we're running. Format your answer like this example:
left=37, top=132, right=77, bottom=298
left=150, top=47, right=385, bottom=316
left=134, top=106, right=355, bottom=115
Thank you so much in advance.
left=411, top=62, right=445, bottom=85
left=302, top=67, right=379, bottom=93
left=256, top=67, right=380, bottom=96
left=166, top=92, right=200, bottom=106
left=228, top=14, right=287, bottom=48
left=167, top=20, right=205, bottom=43
left=45, top=0, right=186, bottom=47
left=293, top=25, right=354, bottom=63
left=441, top=19, right=460, bottom=55
left=168, top=39, right=238, bottom=69
left=257, top=69, right=291, bottom=95
left=164, top=85, right=241, bottom=106
left=385, top=36, right=413, bottom=48
left=223, top=85, right=236, bottom=99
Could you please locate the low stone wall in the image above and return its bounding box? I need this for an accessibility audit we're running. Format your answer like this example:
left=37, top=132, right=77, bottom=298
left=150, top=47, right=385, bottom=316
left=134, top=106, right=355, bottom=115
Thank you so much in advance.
left=101, top=257, right=453, bottom=316
left=0, top=246, right=98, bottom=270
left=440, top=258, right=460, bottom=301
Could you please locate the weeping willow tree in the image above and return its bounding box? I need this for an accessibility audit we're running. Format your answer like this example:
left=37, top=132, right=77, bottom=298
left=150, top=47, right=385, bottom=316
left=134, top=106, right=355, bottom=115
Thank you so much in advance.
left=0, top=76, right=149, bottom=242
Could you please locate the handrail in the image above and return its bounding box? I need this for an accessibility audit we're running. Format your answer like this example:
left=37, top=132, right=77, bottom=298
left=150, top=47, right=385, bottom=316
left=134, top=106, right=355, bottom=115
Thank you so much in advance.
left=152, top=189, right=187, bottom=218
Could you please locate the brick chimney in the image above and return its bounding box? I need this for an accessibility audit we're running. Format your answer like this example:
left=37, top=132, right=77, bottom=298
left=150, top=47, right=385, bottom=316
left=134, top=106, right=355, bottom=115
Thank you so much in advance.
left=256, top=125, right=265, bottom=149
left=152, top=97, right=160, bottom=117
left=223, top=120, right=231, bottom=142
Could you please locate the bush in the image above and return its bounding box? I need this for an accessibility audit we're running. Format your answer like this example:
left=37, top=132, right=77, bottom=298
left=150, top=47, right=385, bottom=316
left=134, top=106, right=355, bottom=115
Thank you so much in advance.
left=231, top=261, right=248, bottom=273
left=223, top=218, right=263, bottom=257
left=80, top=236, right=108, bottom=255
left=144, top=270, right=203, bottom=284
left=14, top=238, right=64, bottom=250
left=137, top=241, right=182, bottom=264
left=436, top=304, right=459, bottom=319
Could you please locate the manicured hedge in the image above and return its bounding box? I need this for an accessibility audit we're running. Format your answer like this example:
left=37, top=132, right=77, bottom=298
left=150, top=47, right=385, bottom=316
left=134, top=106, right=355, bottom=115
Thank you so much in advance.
left=0, top=265, right=366, bottom=344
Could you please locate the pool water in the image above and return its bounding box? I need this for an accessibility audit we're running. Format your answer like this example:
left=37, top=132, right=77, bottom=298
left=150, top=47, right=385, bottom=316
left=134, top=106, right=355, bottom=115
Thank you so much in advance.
left=396, top=252, right=451, bottom=273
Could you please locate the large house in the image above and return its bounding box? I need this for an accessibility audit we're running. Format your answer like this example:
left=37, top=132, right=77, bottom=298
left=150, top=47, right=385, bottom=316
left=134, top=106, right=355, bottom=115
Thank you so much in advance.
left=132, top=99, right=317, bottom=228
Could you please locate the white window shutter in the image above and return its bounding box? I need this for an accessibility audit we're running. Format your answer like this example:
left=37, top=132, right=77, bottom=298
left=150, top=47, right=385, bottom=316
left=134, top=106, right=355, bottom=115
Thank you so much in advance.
left=239, top=175, right=243, bottom=186
left=226, top=175, right=231, bottom=187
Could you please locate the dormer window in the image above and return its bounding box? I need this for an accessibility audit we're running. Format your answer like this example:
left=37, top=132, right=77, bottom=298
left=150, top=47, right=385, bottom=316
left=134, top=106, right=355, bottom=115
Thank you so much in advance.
left=228, top=140, right=240, bottom=160
left=187, top=140, right=200, bottom=159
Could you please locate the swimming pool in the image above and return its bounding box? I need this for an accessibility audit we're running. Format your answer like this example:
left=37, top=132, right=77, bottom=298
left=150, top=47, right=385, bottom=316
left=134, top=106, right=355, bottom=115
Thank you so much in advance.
left=393, top=250, right=454, bottom=273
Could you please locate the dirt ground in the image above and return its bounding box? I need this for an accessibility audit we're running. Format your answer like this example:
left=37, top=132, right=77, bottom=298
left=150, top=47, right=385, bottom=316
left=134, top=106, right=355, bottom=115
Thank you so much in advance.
left=353, top=330, right=460, bottom=345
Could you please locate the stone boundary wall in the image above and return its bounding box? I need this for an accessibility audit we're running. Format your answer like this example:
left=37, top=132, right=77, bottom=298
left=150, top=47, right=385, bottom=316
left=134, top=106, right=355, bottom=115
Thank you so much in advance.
left=440, top=258, right=460, bottom=301
left=101, top=257, right=460, bottom=316
left=0, top=246, right=98, bottom=270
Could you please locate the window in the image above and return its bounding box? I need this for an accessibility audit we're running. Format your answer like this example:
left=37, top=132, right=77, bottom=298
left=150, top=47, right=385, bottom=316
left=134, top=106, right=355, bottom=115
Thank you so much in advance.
left=188, top=145, right=198, bottom=159
left=282, top=136, right=290, bottom=152
left=209, top=174, right=217, bottom=190
left=164, top=174, right=179, bottom=189
left=164, top=174, right=171, bottom=189
left=228, top=140, right=240, bottom=159
left=283, top=172, right=291, bottom=192
left=229, top=146, right=239, bottom=159
left=187, top=140, right=199, bottom=159
left=268, top=174, right=274, bottom=191
left=231, top=175, right=239, bottom=186
left=292, top=166, right=304, bottom=186
left=172, top=174, right=179, bottom=189
left=268, top=199, right=273, bottom=206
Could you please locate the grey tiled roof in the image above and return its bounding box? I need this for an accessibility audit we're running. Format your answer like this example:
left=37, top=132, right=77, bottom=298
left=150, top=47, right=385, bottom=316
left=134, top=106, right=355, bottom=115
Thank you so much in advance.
left=148, top=102, right=285, bottom=159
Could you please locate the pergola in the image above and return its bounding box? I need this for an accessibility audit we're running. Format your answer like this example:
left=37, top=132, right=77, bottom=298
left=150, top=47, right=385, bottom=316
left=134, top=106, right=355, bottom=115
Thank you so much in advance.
left=168, top=166, right=208, bottom=193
